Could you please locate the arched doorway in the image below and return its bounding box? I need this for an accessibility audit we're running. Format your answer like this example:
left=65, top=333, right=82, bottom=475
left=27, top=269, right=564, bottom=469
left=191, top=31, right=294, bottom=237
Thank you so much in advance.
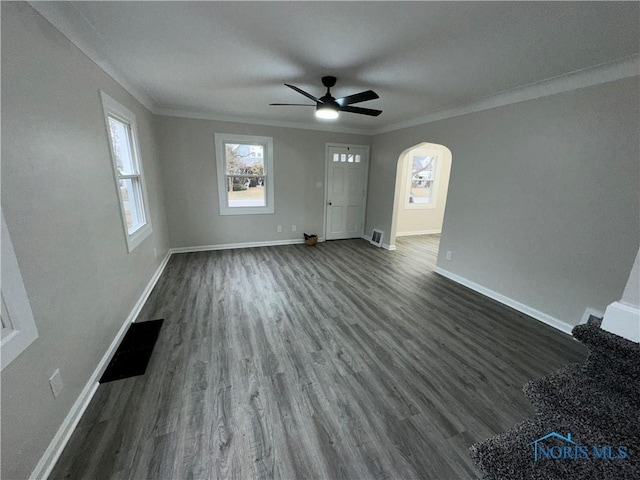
left=389, top=142, right=452, bottom=250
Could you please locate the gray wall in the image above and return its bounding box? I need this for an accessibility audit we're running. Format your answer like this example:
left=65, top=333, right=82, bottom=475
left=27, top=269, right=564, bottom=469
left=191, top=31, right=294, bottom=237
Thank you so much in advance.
left=1, top=3, right=170, bottom=478
left=367, top=77, right=640, bottom=327
left=155, top=115, right=369, bottom=248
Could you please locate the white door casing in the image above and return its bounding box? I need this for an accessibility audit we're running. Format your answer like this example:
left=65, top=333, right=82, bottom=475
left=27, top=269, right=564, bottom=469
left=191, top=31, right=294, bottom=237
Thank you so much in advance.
left=325, top=144, right=369, bottom=240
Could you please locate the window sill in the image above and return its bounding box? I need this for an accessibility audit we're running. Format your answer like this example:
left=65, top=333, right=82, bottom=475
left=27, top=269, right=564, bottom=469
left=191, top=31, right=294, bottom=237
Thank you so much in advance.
left=219, top=206, right=274, bottom=216
left=125, top=222, right=153, bottom=252
left=403, top=203, right=437, bottom=210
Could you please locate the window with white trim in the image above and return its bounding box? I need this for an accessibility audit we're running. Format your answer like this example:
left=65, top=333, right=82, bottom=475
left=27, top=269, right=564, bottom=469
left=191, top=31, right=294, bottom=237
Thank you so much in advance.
left=215, top=133, right=274, bottom=215
left=405, top=155, right=438, bottom=209
left=1, top=214, right=39, bottom=370
left=101, top=92, right=152, bottom=252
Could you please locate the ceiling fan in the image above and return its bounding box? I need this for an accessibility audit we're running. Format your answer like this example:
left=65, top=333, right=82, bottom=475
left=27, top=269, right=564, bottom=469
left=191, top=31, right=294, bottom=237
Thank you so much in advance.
left=270, top=76, right=382, bottom=119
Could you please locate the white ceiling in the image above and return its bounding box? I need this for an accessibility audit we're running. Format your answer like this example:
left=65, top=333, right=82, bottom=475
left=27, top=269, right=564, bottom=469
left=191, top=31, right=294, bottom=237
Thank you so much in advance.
left=35, top=2, right=639, bottom=133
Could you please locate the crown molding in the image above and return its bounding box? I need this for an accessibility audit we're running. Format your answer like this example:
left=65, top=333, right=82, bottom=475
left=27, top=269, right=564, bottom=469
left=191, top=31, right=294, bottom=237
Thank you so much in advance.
left=154, top=107, right=370, bottom=135
left=28, top=2, right=638, bottom=137
left=28, top=1, right=157, bottom=113
left=372, top=55, right=640, bottom=135
left=27, top=0, right=369, bottom=135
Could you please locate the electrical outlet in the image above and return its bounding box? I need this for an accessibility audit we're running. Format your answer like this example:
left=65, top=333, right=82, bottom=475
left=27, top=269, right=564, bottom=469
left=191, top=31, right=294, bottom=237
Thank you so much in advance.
left=446, top=251, right=453, bottom=261
left=292, top=225, right=297, bottom=232
left=153, top=248, right=158, bottom=259
left=277, top=225, right=282, bottom=233
left=49, top=369, right=63, bottom=398
left=316, top=181, right=323, bottom=188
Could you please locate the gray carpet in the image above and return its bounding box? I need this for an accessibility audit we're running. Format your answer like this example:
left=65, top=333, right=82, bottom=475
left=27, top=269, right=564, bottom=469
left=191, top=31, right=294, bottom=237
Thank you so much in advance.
left=469, top=318, right=639, bottom=479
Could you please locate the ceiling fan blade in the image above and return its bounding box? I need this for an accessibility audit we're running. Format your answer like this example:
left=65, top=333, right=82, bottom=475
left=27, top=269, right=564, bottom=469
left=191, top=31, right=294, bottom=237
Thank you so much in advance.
left=284, top=84, right=320, bottom=103
left=335, top=90, right=379, bottom=107
left=339, top=105, right=382, bottom=117
left=269, top=103, right=316, bottom=106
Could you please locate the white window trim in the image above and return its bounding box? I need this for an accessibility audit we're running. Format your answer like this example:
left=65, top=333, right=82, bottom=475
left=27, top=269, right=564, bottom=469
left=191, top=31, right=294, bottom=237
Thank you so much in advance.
left=1, top=213, right=39, bottom=370
left=404, top=155, right=439, bottom=210
left=215, top=133, right=274, bottom=216
left=100, top=91, right=152, bottom=252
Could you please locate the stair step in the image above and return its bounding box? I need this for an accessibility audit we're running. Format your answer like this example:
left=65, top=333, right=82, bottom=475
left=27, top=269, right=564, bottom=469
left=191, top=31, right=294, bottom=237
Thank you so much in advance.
left=470, top=414, right=638, bottom=480
left=470, top=321, right=640, bottom=480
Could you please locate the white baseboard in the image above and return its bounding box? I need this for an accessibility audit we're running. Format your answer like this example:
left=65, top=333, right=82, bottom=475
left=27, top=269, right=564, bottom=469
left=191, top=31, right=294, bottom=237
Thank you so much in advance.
left=31, top=382, right=100, bottom=480
left=601, top=301, right=640, bottom=342
left=434, top=267, right=575, bottom=335
left=396, top=229, right=442, bottom=237
left=31, top=251, right=172, bottom=480
left=170, top=238, right=305, bottom=253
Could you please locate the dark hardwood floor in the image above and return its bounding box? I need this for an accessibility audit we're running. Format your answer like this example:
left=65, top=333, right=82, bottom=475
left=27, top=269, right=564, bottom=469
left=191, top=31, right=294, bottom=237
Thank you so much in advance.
left=50, top=235, right=587, bottom=479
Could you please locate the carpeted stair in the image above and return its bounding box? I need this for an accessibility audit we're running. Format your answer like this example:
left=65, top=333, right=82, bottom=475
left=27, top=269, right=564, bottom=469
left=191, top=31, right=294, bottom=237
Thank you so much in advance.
left=469, top=318, right=640, bottom=479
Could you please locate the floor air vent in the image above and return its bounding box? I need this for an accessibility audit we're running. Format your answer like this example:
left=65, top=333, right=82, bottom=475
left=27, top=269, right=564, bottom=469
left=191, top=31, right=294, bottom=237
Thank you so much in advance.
left=99, top=319, right=163, bottom=383
left=370, top=229, right=383, bottom=247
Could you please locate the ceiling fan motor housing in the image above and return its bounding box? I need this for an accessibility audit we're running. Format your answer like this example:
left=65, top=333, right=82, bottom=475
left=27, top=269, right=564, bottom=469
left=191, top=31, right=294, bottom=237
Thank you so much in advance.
left=319, top=95, right=339, bottom=107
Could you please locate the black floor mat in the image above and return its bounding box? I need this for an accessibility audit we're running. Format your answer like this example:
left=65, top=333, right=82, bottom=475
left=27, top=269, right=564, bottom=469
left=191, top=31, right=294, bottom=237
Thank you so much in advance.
left=99, top=319, right=164, bottom=383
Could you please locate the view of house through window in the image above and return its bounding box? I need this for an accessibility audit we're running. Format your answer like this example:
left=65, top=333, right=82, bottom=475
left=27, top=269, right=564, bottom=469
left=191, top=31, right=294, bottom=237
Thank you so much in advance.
left=224, top=143, right=266, bottom=207
left=215, top=133, right=274, bottom=215
left=407, top=155, right=437, bottom=206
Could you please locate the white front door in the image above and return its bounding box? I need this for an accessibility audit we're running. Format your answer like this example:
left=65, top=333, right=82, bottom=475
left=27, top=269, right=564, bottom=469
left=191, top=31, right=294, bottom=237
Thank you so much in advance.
left=325, top=145, right=368, bottom=240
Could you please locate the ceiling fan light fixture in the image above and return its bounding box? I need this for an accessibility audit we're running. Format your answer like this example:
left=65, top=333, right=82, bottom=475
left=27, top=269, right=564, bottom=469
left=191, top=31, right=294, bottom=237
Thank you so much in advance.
left=272, top=77, right=381, bottom=118
left=315, top=104, right=339, bottom=120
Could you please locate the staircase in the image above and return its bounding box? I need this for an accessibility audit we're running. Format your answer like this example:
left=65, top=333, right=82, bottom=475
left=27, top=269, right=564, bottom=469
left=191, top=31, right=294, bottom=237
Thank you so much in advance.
left=469, top=318, right=640, bottom=480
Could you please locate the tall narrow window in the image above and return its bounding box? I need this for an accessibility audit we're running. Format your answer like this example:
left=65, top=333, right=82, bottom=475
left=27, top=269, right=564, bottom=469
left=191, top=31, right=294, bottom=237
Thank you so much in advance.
left=405, top=155, right=438, bottom=209
left=215, top=133, right=274, bottom=215
left=101, top=92, right=152, bottom=251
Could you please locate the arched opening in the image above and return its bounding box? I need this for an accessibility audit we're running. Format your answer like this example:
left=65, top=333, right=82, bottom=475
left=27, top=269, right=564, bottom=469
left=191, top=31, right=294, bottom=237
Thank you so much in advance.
left=389, top=142, right=452, bottom=251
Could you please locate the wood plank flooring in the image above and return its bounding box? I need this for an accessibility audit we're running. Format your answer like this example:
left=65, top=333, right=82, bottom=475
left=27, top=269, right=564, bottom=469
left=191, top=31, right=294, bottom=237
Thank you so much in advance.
left=50, top=235, right=587, bottom=479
